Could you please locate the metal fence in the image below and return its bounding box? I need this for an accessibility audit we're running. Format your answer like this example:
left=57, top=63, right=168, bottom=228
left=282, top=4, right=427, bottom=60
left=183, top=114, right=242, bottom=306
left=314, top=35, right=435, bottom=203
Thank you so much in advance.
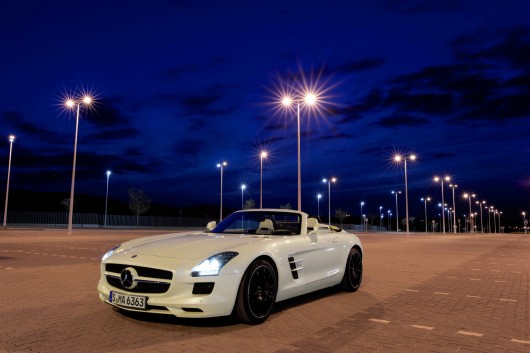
left=1, top=211, right=209, bottom=228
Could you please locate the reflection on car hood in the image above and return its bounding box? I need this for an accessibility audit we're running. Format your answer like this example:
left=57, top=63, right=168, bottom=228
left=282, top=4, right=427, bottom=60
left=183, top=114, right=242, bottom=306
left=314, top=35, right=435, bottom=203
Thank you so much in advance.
left=120, top=232, right=268, bottom=260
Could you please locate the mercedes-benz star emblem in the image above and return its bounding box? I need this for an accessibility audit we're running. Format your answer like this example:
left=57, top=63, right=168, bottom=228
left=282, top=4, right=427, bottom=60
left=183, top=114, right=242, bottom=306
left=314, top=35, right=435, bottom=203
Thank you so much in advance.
left=120, top=267, right=138, bottom=289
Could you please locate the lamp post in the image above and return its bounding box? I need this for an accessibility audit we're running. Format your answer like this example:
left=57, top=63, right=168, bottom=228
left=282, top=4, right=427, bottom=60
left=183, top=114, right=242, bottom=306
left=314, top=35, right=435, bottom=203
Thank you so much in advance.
left=379, top=206, right=383, bottom=229
left=317, top=193, right=322, bottom=219
left=65, top=95, right=93, bottom=235
left=391, top=190, right=401, bottom=231
left=463, top=193, right=476, bottom=233
left=3, top=135, right=15, bottom=228
left=498, top=211, right=502, bottom=233
left=260, top=151, right=267, bottom=208
left=394, top=154, right=416, bottom=234
left=434, top=176, right=450, bottom=234
left=281, top=92, right=318, bottom=211
left=523, top=212, right=527, bottom=235
left=217, top=161, right=227, bottom=221
left=322, top=177, right=336, bottom=225
left=387, top=210, right=392, bottom=231
left=476, top=200, right=486, bottom=233
left=241, top=184, right=246, bottom=209
left=492, top=209, right=497, bottom=233
left=421, top=197, right=431, bottom=233
left=104, top=170, right=111, bottom=227
left=449, top=184, right=458, bottom=233
left=360, top=201, right=365, bottom=230
left=488, top=207, right=492, bottom=233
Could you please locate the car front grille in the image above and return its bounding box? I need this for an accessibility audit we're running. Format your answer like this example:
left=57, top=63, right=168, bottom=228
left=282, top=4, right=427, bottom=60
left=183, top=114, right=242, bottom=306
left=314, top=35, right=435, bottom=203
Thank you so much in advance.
left=105, top=263, right=173, bottom=294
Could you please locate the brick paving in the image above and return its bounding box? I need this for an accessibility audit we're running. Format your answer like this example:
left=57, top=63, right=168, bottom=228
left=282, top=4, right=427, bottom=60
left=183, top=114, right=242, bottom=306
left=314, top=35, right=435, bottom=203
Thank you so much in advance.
left=0, top=228, right=529, bottom=352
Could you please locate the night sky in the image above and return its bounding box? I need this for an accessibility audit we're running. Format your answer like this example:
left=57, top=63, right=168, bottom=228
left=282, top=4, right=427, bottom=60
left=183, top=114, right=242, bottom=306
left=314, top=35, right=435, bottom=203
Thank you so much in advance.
left=1, top=0, right=529, bottom=225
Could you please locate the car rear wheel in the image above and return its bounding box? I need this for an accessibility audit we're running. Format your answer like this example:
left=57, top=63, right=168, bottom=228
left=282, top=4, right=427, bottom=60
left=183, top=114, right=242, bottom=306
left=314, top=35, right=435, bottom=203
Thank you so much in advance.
left=341, top=247, right=363, bottom=292
left=235, top=259, right=277, bottom=324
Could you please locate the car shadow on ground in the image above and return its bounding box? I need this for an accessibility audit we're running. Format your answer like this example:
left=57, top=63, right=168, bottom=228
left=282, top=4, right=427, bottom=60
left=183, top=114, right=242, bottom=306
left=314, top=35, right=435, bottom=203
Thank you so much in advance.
left=115, top=286, right=345, bottom=327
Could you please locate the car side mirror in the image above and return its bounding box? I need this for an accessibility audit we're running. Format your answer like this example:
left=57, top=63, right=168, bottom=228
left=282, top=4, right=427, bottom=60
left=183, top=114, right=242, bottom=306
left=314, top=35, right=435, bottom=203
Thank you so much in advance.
left=206, top=221, right=217, bottom=231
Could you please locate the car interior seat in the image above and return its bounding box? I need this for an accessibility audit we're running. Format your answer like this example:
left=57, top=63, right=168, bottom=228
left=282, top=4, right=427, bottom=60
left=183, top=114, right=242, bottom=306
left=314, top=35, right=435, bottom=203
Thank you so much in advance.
left=257, top=219, right=274, bottom=234
left=307, top=217, right=319, bottom=231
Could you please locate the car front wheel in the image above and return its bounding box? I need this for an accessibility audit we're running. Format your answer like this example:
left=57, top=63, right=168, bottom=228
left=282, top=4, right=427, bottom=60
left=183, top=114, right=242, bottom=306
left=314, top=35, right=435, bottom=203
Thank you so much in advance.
left=341, top=247, right=363, bottom=292
left=235, top=259, right=277, bottom=324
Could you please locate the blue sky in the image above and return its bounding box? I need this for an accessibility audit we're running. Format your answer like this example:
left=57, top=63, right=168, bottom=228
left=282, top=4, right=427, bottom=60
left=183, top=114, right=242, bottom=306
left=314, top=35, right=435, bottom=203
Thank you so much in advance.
left=1, top=0, right=529, bottom=223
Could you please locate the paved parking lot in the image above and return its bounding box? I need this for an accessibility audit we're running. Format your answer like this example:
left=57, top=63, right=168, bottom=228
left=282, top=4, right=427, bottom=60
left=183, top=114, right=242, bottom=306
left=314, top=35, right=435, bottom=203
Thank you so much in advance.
left=0, top=228, right=529, bottom=353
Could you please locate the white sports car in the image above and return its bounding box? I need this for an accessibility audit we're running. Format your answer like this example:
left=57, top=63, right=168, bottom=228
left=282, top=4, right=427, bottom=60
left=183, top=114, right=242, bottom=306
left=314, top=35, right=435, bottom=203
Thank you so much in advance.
left=97, top=209, right=363, bottom=324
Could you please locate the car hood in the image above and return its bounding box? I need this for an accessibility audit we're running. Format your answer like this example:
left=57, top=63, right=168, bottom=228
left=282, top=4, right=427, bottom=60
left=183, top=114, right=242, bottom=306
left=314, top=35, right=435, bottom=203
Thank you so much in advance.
left=117, top=232, right=269, bottom=260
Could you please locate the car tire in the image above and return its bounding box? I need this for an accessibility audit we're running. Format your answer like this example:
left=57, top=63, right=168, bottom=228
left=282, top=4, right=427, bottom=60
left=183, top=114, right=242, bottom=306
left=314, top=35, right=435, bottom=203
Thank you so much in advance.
left=341, top=247, right=363, bottom=292
left=235, top=259, right=277, bottom=324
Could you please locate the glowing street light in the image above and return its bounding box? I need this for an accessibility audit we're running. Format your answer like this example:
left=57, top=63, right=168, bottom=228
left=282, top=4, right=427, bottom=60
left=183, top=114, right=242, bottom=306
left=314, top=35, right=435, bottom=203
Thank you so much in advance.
left=260, top=151, right=268, bottom=209
left=104, top=170, right=111, bottom=227
left=391, top=190, right=401, bottom=232
left=394, top=154, right=416, bottom=234
left=217, top=161, right=227, bottom=221
left=360, top=201, right=365, bottom=230
left=449, top=184, right=458, bottom=233
left=463, top=193, right=476, bottom=233
left=240, top=184, right=246, bottom=210
left=322, top=177, right=337, bottom=225
left=379, top=206, right=383, bottom=229
left=522, top=212, right=527, bottom=235
left=420, top=197, right=431, bottom=233
left=434, top=176, right=450, bottom=234
left=3, top=135, right=15, bottom=228
left=387, top=210, right=392, bottom=230
left=476, top=200, right=486, bottom=234
left=281, top=92, right=319, bottom=211
left=317, top=193, right=322, bottom=219
left=65, top=95, right=93, bottom=235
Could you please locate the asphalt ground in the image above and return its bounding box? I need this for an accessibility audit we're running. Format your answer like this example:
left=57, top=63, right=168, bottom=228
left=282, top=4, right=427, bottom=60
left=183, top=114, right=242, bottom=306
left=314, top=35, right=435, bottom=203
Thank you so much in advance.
left=0, top=228, right=529, bottom=353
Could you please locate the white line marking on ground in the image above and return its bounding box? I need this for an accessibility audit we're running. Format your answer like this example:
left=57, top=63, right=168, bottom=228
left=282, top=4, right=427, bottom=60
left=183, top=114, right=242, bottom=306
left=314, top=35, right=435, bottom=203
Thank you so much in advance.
left=5, top=267, right=14, bottom=270
left=499, top=298, right=517, bottom=302
left=406, top=289, right=419, bottom=292
left=411, top=324, right=434, bottom=330
left=524, top=265, right=530, bottom=267
left=369, top=318, right=390, bottom=324
left=446, top=276, right=458, bottom=279
left=511, top=339, right=530, bottom=344
left=466, top=295, right=482, bottom=299
left=506, top=264, right=515, bottom=266
left=471, top=269, right=482, bottom=271
left=457, top=331, right=484, bottom=337
left=434, top=292, right=450, bottom=295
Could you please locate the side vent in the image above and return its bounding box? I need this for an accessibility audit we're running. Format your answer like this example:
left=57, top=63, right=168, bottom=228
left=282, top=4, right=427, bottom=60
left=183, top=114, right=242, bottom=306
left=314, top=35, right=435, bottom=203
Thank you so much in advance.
left=288, top=256, right=299, bottom=279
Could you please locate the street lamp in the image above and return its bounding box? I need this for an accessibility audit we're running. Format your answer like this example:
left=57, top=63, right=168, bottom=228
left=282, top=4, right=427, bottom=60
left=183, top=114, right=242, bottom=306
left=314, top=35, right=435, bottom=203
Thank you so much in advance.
left=360, top=201, right=365, bottom=231
left=241, top=184, right=246, bottom=209
left=65, top=95, right=93, bottom=235
left=317, top=193, right=322, bottom=219
left=391, top=190, right=401, bottom=231
left=3, top=135, right=15, bottom=228
left=281, top=92, right=318, bottom=211
left=463, top=193, right=476, bottom=233
left=260, top=151, right=267, bottom=208
left=476, top=200, right=486, bottom=233
left=387, top=210, right=392, bottom=230
left=498, top=211, right=502, bottom=233
left=322, top=177, right=337, bottom=225
left=217, top=161, right=227, bottom=221
left=394, top=154, right=416, bottom=234
left=379, top=206, right=383, bottom=229
left=492, top=208, right=497, bottom=233
left=434, top=176, right=450, bottom=234
left=104, top=170, right=111, bottom=227
left=449, top=184, right=458, bottom=233
left=522, top=212, right=527, bottom=235
left=420, top=197, right=431, bottom=233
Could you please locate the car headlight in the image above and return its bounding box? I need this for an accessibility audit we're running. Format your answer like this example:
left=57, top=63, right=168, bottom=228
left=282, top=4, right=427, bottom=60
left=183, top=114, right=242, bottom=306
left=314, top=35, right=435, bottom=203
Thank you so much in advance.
left=102, top=244, right=121, bottom=261
left=191, top=252, right=239, bottom=277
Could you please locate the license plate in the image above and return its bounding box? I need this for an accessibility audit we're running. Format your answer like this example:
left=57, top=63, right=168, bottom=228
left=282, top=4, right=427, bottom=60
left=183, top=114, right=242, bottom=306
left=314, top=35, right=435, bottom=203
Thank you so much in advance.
left=110, top=291, right=147, bottom=309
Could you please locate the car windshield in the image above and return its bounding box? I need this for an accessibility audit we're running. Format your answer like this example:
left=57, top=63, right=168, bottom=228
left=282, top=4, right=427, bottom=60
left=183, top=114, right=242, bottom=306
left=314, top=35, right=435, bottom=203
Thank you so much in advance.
left=212, top=211, right=302, bottom=235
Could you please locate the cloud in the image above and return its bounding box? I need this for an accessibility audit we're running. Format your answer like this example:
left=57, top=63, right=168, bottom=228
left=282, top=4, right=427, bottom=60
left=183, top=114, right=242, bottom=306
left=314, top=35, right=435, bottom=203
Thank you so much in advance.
left=174, top=139, right=205, bottom=157
left=376, top=114, right=430, bottom=127
left=337, top=57, right=386, bottom=73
